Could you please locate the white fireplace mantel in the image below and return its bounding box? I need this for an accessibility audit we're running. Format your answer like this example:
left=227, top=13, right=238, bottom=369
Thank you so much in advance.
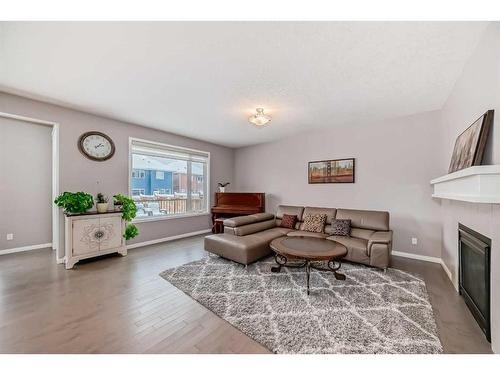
left=430, top=165, right=500, bottom=203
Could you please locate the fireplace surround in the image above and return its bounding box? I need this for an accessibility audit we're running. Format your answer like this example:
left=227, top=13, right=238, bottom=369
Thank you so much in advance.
left=458, top=223, right=491, bottom=341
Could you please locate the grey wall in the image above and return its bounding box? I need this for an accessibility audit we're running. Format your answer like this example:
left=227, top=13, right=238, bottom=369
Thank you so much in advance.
left=234, top=110, right=443, bottom=257
left=438, top=22, right=500, bottom=353
left=0, top=92, right=235, bottom=258
left=0, top=116, right=52, bottom=251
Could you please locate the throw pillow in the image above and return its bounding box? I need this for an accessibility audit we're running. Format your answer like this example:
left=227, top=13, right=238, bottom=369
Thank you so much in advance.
left=302, top=213, right=327, bottom=233
left=280, top=214, right=298, bottom=229
left=330, top=219, right=351, bottom=236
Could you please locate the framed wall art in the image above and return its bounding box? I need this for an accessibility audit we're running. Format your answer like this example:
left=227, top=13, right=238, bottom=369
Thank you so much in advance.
left=448, top=110, right=494, bottom=173
left=308, top=158, right=355, bottom=183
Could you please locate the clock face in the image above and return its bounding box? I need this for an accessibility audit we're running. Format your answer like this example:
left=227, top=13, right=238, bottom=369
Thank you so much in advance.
left=78, top=132, right=115, bottom=161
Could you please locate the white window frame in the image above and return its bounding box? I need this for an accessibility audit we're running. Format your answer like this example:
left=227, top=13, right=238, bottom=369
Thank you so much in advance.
left=129, top=137, right=210, bottom=223
left=155, top=170, right=165, bottom=180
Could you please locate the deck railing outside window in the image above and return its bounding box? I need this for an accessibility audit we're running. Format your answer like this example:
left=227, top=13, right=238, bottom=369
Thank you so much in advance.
left=133, top=194, right=205, bottom=218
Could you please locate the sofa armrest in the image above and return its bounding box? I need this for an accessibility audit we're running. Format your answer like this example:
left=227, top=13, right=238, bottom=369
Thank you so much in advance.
left=367, top=230, right=393, bottom=255
left=224, top=219, right=276, bottom=236
left=223, top=213, right=275, bottom=228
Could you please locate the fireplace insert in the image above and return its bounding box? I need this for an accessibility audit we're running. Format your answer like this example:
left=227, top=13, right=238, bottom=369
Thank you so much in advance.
left=458, top=223, right=491, bottom=342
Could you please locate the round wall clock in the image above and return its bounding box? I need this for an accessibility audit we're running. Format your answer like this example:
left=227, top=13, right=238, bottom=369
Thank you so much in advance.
left=78, top=131, right=116, bottom=161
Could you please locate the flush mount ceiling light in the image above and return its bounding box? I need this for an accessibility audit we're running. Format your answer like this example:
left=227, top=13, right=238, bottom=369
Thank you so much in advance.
left=248, top=108, right=271, bottom=126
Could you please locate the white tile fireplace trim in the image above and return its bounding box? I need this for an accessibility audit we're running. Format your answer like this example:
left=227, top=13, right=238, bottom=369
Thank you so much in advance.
left=430, top=165, right=500, bottom=203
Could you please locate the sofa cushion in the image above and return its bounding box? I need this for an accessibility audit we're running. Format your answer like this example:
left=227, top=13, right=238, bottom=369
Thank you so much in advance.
left=327, top=235, right=370, bottom=265
left=280, top=214, right=298, bottom=229
left=276, top=205, right=305, bottom=221
left=273, top=227, right=295, bottom=236
left=302, top=213, right=327, bottom=233
left=330, top=219, right=351, bottom=236
left=287, top=230, right=329, bottom=239
left=301, top=207, right=336, bottom=225
left=328, top=235, right=368, bottom=253
left=335, top=209, right=389, bottom=231
left=350, top=228, right=375, bottom=241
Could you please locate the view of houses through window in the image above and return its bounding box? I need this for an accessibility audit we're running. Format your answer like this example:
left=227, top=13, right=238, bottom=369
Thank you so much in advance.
left=130, top=139, right=209, bottom=219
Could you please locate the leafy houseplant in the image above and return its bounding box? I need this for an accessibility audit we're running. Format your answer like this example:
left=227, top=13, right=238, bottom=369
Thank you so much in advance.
left=54, top=192, right=94, bottom=214
left=96, top=193, right=109, bottom=213
left=124, top=224, right=139, bottom=240
left=218, top=182, right=230, bottom=193
left=113, top=194, right=139, bottom=240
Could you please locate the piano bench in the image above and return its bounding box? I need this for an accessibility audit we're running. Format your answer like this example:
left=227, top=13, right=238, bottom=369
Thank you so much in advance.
left=212, top=217, right=229, bottom=234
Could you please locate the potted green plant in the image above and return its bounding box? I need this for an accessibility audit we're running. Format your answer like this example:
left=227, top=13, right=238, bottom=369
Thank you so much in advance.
left=54, top=192, right=94, bottom=214
left=113, top=194, right=139, bottom=240
left=96, top=193, right=109, bottom=213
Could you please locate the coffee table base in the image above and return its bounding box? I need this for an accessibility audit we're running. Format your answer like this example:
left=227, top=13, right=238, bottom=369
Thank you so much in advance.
left=271, top=254, right=346, bottom=295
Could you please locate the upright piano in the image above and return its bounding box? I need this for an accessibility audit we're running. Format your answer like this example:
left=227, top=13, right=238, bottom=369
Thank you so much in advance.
left=211, top=192, right=265, bottom=233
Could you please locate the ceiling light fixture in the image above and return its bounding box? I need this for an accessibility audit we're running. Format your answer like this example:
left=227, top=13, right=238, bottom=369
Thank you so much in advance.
left=248, top=108, right=271, bottom=126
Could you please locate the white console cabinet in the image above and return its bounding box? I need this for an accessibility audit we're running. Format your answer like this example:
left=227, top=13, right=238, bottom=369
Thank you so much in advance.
left=64, top=211, right=127, bottom=269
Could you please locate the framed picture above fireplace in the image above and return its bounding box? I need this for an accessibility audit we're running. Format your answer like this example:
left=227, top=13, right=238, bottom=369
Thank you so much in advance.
left=308, top=158, right=355, bottom=183
left=448, top=110, right=494, bottom=173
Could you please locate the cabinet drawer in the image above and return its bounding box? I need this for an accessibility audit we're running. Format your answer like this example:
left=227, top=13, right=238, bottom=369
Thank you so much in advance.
left=99, top=216, right=123, bottom=251
left=72, top=218, right=101, bottom=255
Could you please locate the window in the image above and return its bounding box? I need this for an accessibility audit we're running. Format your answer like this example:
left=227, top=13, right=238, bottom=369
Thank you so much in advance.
left=132, top=169, right=145, bottom=179
left=131, top=188, right=145, bottom=196
left=130, top=138, right=209, bottom=220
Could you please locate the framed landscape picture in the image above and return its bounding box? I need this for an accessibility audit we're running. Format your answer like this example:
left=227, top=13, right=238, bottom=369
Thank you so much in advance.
left=308, top=158, right=355, bottom=183
left=448, top=110, right=494, bottom=173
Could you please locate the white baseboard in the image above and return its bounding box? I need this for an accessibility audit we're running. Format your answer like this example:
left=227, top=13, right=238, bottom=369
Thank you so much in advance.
left=127, top=229, right=211, bottom=250
left=439, top=259, right=458, bottom=291
left=0, top=242, right=52, bottom=256
left=392, top=250, right=441, bottom=264
left=439, top=259, right=452, bottom=280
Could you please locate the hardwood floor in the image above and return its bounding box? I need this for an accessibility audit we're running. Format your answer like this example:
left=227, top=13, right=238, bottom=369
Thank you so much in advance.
left=392, top=256, right=492, bottom=354
left=0, top=235, right=492, bottom=353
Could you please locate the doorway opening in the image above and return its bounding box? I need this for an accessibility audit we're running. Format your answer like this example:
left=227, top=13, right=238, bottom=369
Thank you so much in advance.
left=0, top=112, right=60, bottom=260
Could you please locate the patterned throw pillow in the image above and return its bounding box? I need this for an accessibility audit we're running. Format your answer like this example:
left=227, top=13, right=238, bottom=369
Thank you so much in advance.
left=330, top=219, right=351, bottom=236
left=302, top=213, right=327, bottom=233
left=280, top=214, right=298, bottom=229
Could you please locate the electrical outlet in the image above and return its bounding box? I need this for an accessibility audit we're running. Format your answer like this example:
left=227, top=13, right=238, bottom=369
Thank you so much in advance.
left=6, top=233, right=13, bottom=241
left=411, top=237, right=418, bottom=245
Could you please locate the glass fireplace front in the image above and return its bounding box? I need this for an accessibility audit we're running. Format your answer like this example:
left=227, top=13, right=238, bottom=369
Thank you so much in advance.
left=458, top=223, right=491, bottom=342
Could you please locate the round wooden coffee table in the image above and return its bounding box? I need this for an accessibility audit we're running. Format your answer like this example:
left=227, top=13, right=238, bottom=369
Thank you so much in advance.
left=269, top=236, right=348, bottom=295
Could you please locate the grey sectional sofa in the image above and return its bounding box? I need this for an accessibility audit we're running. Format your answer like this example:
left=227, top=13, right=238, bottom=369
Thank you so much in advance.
left=204, top=205, right=393, bottom=269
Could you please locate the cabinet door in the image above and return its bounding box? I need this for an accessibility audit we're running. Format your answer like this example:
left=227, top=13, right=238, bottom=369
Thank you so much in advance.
left=99, top=216, right=123, bottom=251
left=72, top=218, right=101, bottom=255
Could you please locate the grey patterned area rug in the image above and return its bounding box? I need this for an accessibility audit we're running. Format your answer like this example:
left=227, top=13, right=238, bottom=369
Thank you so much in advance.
left=160, top=255, right=443, bottom=354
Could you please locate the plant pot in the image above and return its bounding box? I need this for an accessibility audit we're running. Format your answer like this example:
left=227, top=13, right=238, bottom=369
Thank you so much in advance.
left=97, top=202, right=109, bottom=213
left=219, top=187, right=225, bottom=193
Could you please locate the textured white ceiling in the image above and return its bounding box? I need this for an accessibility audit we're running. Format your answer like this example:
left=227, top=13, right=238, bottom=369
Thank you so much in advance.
left=0, top=22, right=488, bottom=147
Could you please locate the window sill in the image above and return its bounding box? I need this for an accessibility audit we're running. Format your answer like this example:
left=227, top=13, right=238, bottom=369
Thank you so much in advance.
left=132, top=212, right=210, bottom=224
